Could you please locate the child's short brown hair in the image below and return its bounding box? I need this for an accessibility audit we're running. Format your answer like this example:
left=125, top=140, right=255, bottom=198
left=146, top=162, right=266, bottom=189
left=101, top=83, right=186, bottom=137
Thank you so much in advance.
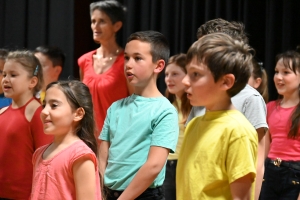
left=187, top=32, right=253, bottom=97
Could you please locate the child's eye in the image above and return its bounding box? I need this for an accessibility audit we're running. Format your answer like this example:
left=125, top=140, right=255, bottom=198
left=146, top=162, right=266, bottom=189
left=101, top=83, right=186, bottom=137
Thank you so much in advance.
left=193, top=72, right=199, bottom=77
left=124, top=56, right=129, bottom=61
left=135, top=57, right=142, bottom=61
left=51, top=103, right=58, bottom=109
left=274, top=70, right=278, bottom=74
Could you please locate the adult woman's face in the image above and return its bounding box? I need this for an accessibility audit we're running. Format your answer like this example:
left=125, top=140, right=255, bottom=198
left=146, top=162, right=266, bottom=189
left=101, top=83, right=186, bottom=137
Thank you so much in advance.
left=91, top=9, right=117, bottom=43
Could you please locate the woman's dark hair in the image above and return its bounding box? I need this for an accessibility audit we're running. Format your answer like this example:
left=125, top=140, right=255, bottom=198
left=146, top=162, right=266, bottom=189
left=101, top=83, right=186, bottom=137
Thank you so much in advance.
left=275, top=50, right=300, bottom=139
left=90, top=0, right=126, bottom=25
left=46, top=80, right=98, bottom=155
left=165, top=53, right=192, bottom=124
left=251, top=59, right=268, bottom=102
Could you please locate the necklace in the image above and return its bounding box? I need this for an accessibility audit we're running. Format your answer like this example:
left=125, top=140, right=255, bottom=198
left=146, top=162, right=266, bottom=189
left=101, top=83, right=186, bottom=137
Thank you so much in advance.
left=93, top=49, right=120, bottom=66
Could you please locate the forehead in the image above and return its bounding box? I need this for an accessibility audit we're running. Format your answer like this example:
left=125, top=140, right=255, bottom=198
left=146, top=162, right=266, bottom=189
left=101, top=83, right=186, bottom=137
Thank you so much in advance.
left=91, top=9, right=110, bottom=20
left=45, top=86, right=67, bottom=100
left=187, top=57, right=209, bottom=71
left=166, top=63, right=185, bottom=72
left=3, top=60, right=28, bottom=72
left=0, top=59, right=4, bottom=70
left=125, top=40, right=151, bottom=55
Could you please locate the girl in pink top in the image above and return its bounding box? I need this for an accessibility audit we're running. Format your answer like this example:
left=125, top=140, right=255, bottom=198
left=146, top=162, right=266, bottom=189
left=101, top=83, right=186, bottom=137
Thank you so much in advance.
left=260, top=51, right=300, bottom=199
left=31, top=80, right=101, bottom=200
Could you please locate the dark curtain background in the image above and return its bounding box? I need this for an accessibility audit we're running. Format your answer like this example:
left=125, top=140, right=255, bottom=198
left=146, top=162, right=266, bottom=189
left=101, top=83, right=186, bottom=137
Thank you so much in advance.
left=1, top=0, right=300, bottom=101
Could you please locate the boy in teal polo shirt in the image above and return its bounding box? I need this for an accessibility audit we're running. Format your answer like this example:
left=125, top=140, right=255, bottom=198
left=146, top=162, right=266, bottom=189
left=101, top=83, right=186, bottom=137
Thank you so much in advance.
left=99, top=30, right=179, bottom=200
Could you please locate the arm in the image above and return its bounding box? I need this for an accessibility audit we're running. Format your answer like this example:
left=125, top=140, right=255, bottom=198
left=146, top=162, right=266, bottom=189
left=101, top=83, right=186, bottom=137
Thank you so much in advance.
left=99, top=140, right=110, bottom=176
left=254, top=128, right=265, bottom=200
left=79, top=69, right=83, bottom=81
left=117, top=146, right=169, bottom=200
left=264, top=130, right=271, bottom=159
left=73, top=156, right=96, bottom=200
left=230, top=173, right=254, bottom=200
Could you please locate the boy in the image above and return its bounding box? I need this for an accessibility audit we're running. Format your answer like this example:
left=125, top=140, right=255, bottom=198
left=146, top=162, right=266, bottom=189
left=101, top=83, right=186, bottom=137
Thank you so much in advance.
left=187, top=18, right=268, bottom=199
left=99, top=30, right=179, bottom=200
left=0, top=49, right=12, bottom=108
left=34, top=45, right=65, bottom=102
left=176, top=33, right=258, bottom=199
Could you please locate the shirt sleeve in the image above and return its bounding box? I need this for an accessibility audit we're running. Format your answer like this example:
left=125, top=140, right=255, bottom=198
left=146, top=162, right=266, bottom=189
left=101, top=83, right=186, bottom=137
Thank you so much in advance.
left=243, top=94, right=268, bottom=130
left=151, top=107, right=179, bottom=153
left=226, top=133, right=257, bottom=183
left=30, top=106, right=53, bottom=150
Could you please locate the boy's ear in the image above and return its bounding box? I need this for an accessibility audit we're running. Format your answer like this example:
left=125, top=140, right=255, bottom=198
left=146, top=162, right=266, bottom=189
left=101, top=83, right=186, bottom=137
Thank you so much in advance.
left=253, top=77, right=262, bottom=89
left=220, top=74, right=235, bottom=91
left=74, top=107, right=85, bottom=122
left=113, top=21, right=123, bottom=33
left=54, top=65, right=62, bottom=76
left=154, top=59, right=165, bottom=74
left=29, top=76, right=38, bottom=90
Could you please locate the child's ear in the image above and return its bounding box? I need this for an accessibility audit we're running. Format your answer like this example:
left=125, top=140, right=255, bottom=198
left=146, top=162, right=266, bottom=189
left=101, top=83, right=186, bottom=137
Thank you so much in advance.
left=220, top=74, right=235, bottom=90
left=154, top=59, right=165, bottom=74
left=113, top=21, right=123, bottom=33
left=29, top=76, right=38, bottom=90
left=74, top=107, right=85, bottom=122
left=253, top=77, right=262, bottom=89
left=54, top=66, right=62, bottom=76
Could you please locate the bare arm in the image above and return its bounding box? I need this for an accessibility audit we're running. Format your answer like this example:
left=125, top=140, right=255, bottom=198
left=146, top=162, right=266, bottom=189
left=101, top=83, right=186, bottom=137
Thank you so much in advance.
left=117, top=146, right=169, bottom=200
left=79, top=69, right=83, bottom=81
left=73, top=156, right=96, bottom=200
left=254, top=128, right=266, bottom=200
left=230, top=173, right=254, bottom=200
left=99, top=141, right=110, bottom=176
left=264, top=130, right=271, bottom=159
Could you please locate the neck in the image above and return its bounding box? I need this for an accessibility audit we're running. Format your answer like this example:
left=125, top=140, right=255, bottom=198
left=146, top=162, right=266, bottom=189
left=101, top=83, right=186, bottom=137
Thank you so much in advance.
left=11, top=92, right=34, bottom=108
left=281, top=93, right=299, bottom=107
left=134, top=82, right=162, bottom=98
left=52, top=130, right=80, bottom=146
left=98, top=42, right=120, bottom=58
left=206, top=97, right=234, bottom=112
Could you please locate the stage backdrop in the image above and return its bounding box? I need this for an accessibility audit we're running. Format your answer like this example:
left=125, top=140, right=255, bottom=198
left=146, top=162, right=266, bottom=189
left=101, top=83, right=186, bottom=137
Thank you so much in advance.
left=1, top=0, right=300, bottom=101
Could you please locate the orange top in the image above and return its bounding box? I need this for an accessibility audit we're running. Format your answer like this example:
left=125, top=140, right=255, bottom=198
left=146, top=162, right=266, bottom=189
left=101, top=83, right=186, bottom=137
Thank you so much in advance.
left=78, top=50, right=129, bottom=140
left=31, top=140, right=101, bottom=200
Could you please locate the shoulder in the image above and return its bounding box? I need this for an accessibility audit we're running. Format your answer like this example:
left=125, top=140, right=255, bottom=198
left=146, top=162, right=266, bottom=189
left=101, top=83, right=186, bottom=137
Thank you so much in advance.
left=266, top=100, right=277, bottom=110
left=69, top=141, right=97, bottom=167
left=77, top=50, right=97, bottom=65
left=25, top=98, right=42, bottom=122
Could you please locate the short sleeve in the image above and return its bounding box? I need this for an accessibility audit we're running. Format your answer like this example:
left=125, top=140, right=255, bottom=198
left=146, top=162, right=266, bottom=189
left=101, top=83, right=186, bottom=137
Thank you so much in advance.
left=226, top=134, right=257, bottom=183
left=99, top=106, right=111, bottom=141
left=243, top=95, right=268, bottom=130
left=69, top=145, right=98, bottom=172
left=30, top=106, right=53, bottom=150
left=77, top=54, right=86, bottom=70
left=151, top=107, right=179, bottom=153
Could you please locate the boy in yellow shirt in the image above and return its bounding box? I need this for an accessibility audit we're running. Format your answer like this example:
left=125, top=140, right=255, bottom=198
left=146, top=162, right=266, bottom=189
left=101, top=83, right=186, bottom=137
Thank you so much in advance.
left=176, top=33, right=258, bottom=200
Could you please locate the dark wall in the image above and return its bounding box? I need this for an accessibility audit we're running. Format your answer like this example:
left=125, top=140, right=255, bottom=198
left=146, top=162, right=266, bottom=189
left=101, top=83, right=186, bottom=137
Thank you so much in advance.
left=1, top=0, right=300, bottom=101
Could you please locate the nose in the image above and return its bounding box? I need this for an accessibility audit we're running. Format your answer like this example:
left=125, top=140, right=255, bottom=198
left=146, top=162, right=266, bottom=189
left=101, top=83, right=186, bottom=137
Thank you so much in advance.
left=40, top=105, right=49, bottom=119
left=182, top=74, right=190, bottom=87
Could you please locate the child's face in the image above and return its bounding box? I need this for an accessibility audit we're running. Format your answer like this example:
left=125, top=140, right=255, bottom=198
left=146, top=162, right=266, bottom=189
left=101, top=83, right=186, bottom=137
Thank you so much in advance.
left=124, top=40, right=157, bottom=87
left=0, top=59, right=5, bottom=94
left=165, top=63, right=186, bottom=97
left=274, top=58, right=300, bottom=97
left=182, top=57, right=223, bottom=109
left=35, top=52, right=60, bottom=90
left=41, top=86, right=77, bottom=136
left=2, top=60, right=34, bottom=99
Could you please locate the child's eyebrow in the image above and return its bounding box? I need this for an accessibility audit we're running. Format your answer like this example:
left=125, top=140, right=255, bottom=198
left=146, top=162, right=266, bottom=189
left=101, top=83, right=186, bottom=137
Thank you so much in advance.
left=44, top=99, right=62, bottom=104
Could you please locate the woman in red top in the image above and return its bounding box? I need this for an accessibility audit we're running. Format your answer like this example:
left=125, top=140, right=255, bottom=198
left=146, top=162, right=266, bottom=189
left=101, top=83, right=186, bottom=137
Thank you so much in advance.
left=78, top=0, right=132, bottom=142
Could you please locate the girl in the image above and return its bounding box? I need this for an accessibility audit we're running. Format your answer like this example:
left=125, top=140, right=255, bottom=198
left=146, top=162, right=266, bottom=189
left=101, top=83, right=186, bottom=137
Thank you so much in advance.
left=31, top=80, right=101, bottom=199
left=260, top=51, right=300, bottom=199
left=163, top=53, right=192, bottom=200
left=248, top=59, right=269, bottom=103
left=0, top=50, right=53, bottom=199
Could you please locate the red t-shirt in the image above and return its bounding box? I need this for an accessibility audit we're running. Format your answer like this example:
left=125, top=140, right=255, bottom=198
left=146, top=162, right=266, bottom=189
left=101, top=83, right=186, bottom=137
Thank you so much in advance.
left=0, top=98, right=53, bottom=199
left=78, top=50, right=129, bottom=140
left=267, top=101, right=300, bottom=160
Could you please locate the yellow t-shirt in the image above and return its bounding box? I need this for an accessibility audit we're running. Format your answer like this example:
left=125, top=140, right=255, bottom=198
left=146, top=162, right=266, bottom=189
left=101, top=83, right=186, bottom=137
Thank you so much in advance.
left=176, top=109, right=257, bottom=200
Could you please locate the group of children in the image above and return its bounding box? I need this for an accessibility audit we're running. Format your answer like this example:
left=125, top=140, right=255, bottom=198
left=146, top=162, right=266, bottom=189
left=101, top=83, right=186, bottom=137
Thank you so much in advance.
left=1, top=8, right=300, bottom=200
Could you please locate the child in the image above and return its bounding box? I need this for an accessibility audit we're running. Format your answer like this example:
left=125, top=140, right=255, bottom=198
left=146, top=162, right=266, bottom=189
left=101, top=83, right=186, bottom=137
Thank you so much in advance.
left=99, top=30, right=179, bottom=200
left=34, top=45, right=65, bottom=102
left=176, top=33, right=258, bottom=199
left=187, top=18, right=268, bottom=199
left=248, top=59, right=269, bottom=103
left=31, top=80, right=101, bottom=199
left=260, top=51, right=300, bottom=199
left=0, top=50, right=53, bottom=199
left=0, top=48, right=12, bottom=108
left=163, top=53, right=192, bottom=200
